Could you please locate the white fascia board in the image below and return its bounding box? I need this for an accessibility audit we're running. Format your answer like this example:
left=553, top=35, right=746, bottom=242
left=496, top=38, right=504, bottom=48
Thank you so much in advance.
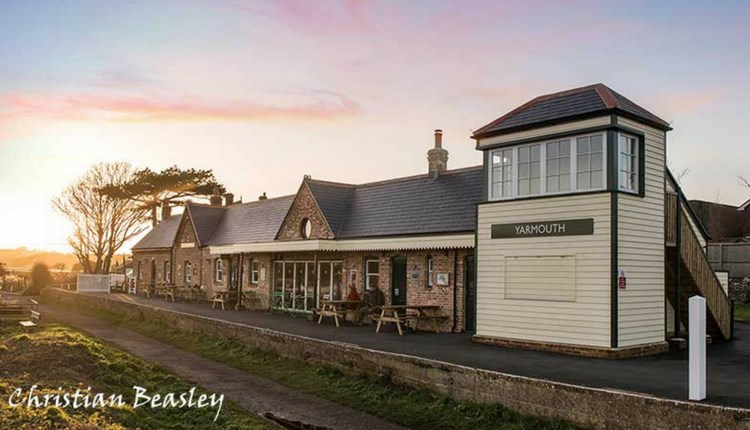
left=208, top=240, right=336, bottom=255
left=208, top=234, right=475, bottom=255
left=335, top=234, right=475, bottom=251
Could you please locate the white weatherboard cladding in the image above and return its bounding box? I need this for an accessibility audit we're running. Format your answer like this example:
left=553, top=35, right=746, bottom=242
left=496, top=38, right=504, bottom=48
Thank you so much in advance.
left=477, top=193, right=611, bottom=348
left=477, top=116, right=611, bottom=149
left=616, top=117, right=666, bottom=347
left=505, top=255, right=576, bottom=301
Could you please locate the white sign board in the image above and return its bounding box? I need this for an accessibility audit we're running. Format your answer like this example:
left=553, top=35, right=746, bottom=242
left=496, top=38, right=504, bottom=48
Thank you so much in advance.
left=77, top=274, right=112, bottom=293
left=689, top=296, right=706, bottom=401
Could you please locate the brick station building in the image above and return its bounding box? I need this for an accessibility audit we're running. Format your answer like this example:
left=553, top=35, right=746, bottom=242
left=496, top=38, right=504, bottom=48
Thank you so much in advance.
left=133, top=84, right=731, bottom=357
left=132, top=129, right=481, bottom=332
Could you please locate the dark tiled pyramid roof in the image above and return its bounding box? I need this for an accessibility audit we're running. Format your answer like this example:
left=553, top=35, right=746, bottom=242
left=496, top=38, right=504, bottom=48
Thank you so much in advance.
left=131, top=214, right=182, bottom=250
left=185, top=203, right=226, bottom=245
left=206, top=195, right=295, bottom=245
left=311, top=166, right=483, bottom=238
left=473, top=83, right=671, bottom=138
left=305, top=180, right=355, bottom=235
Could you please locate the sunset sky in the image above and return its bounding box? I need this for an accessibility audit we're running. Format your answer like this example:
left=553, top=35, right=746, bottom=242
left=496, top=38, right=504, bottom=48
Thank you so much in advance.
left=1, top=0, right=748, bottom=252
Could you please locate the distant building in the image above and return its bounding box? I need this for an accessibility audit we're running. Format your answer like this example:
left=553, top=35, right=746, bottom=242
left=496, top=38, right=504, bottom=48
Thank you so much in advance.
left=689, top=199, right=750, bottom=242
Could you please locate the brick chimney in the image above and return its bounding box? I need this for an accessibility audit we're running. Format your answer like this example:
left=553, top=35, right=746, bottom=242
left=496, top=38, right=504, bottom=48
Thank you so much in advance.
left=209, top=186, right=222, bottom=206
left=258, top=192, right=268, bottom=201
left=160, top=201, right=171, bottom=221
left=427, top=129, right=449, bottom=179
left=224, top=193, right=234, bottom=206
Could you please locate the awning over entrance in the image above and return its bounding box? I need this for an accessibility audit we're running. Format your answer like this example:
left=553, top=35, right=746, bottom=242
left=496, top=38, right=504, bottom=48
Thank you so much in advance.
left=207, top=233, right=475, bottom=255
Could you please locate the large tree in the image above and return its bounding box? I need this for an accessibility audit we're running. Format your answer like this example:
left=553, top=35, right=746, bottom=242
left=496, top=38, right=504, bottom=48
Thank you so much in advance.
left=101, top=166, right=225, bottom=226
left=53, top=162, right=148, bottom=274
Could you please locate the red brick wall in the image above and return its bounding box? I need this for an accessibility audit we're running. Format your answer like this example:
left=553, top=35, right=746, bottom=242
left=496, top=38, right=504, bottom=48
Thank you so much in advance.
left=251, top=249, right=472, bottom=332
left=173, top=215, right=210, bottom=294
left=276, top=183, right=334, bottom=240
left=132, top=249, right=171, bottom=289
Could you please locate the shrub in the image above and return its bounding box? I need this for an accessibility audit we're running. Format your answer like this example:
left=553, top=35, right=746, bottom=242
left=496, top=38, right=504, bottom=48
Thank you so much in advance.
left=729, top=277, right=750, bottom=304
left=24, top=262, right=53, bottom=296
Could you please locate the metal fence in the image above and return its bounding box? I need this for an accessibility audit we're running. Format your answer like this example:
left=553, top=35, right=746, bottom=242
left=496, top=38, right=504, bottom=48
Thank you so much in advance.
left=708, top=243, right=750, bottom=279
left=76, top=274, right=112, bottom=293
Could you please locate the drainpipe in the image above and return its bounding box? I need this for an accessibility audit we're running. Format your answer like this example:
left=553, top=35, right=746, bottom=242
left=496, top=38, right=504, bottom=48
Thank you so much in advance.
left=674, top=198, right=682, bottom=339
left=452, top=250, right=458, bottom=332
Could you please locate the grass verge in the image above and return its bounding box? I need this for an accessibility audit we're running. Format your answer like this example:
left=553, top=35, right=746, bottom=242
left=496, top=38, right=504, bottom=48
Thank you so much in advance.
left=736, top=303, right=750, bottom=321
left=0, top=322, right=273, bottom=430
left=62, top=303, right=580, bottom=430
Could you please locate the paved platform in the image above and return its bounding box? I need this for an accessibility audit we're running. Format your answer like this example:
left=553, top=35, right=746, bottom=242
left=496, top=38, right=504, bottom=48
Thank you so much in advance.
left=84, top=293, right=750, bottom=408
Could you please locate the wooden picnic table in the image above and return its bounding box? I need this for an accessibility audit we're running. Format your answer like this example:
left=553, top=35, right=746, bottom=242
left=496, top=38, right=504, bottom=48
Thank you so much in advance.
left=212, top=291, right=230, bottom=310
left=317, top=300, right=364, bottom=327
left=375, top=305, right=446, bottom=335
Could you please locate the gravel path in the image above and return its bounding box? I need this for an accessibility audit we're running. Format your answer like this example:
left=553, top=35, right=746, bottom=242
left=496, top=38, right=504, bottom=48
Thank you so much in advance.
left=43, top=307, right=407, bottom=430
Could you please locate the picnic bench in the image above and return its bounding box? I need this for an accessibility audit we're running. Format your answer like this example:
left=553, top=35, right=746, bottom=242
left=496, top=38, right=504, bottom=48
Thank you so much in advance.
left=212, top=291, right=229, bottom=310
left=317, top=300, right=363, bottom=327
left=374, top=305, right=448, bottom=335
left=19, top=300, right=41, bottom=332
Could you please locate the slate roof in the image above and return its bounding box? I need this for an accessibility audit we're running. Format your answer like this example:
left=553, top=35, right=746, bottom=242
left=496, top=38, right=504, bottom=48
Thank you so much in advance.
left=305, top=181, right=355, bottom=235
left=185, top=203, right=226, bottom=245
left=206, top=195, right=295, bottom=245
left=473, top=83, right=671, bottom=139
left=131, top=214, right=182, bottom=250
left=306, top=166, right=484, bottom=239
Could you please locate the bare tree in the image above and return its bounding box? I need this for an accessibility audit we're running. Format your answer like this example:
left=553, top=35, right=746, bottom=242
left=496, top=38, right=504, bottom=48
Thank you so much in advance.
left=739, top=175, right=750, bottom=190
left=674, top=167, right=690, bottom=184
left=53, top=163, right=148, bottom=273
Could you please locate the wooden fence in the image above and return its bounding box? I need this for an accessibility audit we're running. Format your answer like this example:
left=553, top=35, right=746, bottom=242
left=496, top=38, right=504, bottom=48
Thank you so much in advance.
left=707, top=243, right=750, bottom=278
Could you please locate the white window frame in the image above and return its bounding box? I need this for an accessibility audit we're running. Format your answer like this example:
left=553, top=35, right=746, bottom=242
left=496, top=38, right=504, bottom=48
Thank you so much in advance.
left=138, top=261, right=143, bottom=281
left=545, top=138, right=572, bottom=193
left=427, top=256, right=434, bottom=288
left=250, top=260, right=259, bottom=284
left=214, top=259, right=223, bottom=283
left=618, top=133, right=639, bottom=193
left=164, top=261, right=171, bottom=284
left=365, top=259, right=379, bottom=290
left=488, top=132, right=607, bottom=201
left=184, top=261, right=192, bottom=285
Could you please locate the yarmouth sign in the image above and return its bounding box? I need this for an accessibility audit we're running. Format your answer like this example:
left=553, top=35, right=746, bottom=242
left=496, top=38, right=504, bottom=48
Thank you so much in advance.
left=491, top=218, right=594, bottom=239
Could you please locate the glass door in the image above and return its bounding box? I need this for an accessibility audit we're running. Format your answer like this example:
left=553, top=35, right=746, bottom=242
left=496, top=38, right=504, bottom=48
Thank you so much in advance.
left=306, top=263, right=316, bottom=312
left=273, top=262, right=284, bottom=309
left=317, top=261, right=344, bottom=306
left=318, top=262, right=331, bottom=306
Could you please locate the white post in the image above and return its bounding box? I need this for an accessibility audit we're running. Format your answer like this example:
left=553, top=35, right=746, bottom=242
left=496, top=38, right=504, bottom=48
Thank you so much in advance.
left=689, top=295, right=706, bottom=401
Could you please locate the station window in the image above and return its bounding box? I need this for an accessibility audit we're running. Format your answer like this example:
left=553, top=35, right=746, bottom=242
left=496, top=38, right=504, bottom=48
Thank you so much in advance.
left=214, top=259, right=223, bottom=283
left=618, top=133, right=639, bottom=193
left=251, top=260, right=259, bottom=284
left=489, top=132, right=606, bottom=200
left=184, top=261, right=192, bottom=286
left=365, top=260, right=379, bottom=290
left=164, top=261, right=171, bottom=284
left=426, top=256, right=434, bottom=288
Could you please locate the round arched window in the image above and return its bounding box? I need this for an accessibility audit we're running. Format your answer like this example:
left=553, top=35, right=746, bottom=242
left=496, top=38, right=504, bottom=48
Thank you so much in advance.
left=300, top=218, right=312, bottom=239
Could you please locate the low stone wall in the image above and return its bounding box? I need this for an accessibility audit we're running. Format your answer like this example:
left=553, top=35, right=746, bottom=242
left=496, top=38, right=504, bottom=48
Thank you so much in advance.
left=41, top=288, right=750, bottom=430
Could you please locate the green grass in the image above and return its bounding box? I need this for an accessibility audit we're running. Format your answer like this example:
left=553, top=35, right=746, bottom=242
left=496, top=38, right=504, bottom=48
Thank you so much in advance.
left=0, top=323, right=272, bottom=430
left=66, top=304, right=579, bottom=430
left=736, top=303, right=750, bottom=321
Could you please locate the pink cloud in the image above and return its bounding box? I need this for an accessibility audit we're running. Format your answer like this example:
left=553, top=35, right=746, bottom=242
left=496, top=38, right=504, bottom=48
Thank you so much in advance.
left=0, top=90, right=361, bottom=123
left=221, top=0, right=374, bottom=35
left=653, top=88, right=723, bottom=115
